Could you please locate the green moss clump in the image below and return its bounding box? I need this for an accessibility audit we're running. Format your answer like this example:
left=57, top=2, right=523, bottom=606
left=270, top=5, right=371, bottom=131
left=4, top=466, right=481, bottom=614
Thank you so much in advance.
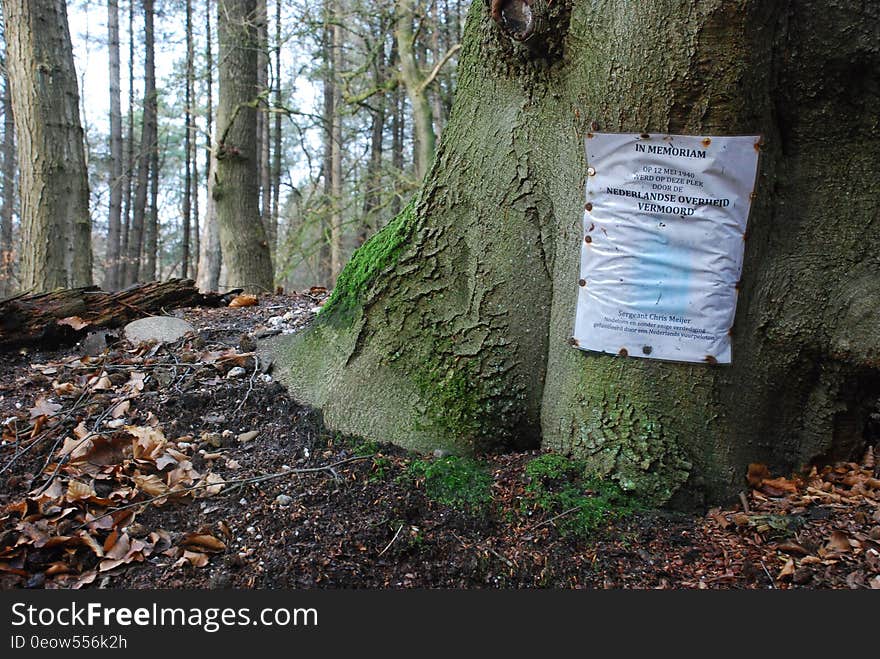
left=320, top=197, right=418, bottom=324
left=524, top=454, right=639, bottom=539
left=407, top=456, right=493, bottom=511
left=412, top=356, right=485, bottom=446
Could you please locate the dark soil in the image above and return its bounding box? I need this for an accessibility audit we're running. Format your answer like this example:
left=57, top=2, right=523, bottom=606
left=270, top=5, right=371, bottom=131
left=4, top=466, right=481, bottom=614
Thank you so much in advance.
left=1, top=292, right=878, bottom=590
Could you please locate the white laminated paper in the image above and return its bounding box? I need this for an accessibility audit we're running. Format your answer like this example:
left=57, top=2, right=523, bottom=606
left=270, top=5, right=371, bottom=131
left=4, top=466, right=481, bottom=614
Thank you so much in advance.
left=573, top=132, right=761, bottom=364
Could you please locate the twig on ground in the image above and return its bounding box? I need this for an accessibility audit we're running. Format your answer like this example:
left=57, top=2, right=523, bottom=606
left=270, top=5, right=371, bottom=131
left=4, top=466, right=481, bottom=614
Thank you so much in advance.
left=378, top=524, right=404, bottom=557
left=74, top=454, right=373, bottom=530
left=526, top=505, right=583, bottom=533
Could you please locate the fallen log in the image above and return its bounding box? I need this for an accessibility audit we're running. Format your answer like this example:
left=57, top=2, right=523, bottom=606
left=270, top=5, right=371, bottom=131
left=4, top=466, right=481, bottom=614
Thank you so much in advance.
left=0, top=279, right=234, bottom=350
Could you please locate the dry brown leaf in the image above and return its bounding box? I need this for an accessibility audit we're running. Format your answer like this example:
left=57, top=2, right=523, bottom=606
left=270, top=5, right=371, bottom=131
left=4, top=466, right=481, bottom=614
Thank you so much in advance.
left=29, top=397, right=62, bottom=420
left=181, top=533, right=226, bottom=553
left=127, top=425, right=167, bottom=461
left=178, top=550, right=209, bottom=568
left=90, top=373, right=113, bottom=390
left=111, top=400, right=131, bottom=419
left=66, top=480, right=96, bottom=501
left=132, top=473, right=169, bottom=497
left=228, top=294, right=258, bottom=308
left=198, top=473, right=225, bottom=497
left=45, top=562, right=73, bottom=576
left=747, top=463, right=771, bottom=488
left=105, top=533, right=132, bottom=560
left=155, top=453, right=179, bottom=471
left=827, top=530, right=852, bottom=553
left=52, top=381, right=80, bottom=397
left=57, top=316, right=89, bottom=330
left=777, top=558, right=795, bottom=580
left=761, top=477, right=799, bottom=495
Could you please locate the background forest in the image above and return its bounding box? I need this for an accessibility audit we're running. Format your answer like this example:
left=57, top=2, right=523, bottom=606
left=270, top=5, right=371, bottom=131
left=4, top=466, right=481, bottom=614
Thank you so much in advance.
left=0, top=0, right=465, bottom=296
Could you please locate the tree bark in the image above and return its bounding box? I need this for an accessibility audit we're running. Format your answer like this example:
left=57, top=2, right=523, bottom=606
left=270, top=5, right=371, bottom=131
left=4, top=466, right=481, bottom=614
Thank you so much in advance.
left=269, top=0, right=282, bottom=264
left=0, top=66, right=16, bottom=296
left=196, top=0, right=222, bottom=292
left=104, top=0, right=124, bottom=291
left=142, top=0, right=159, bottom=282
left=214, top=0, right=274, bottom=293
left=395, top=0, right=435, bottom=179
left=270, top=0, right=880, bottom=505
left=2, top=0, right=93, bottom=292
left=182, top=0, right=194, bottom=279
left=329, top=10, right=343, bottom=281
left=256, top=0, right=272, bottom=267
left=120, top=0, right=136, bottom=286
left=125, top=0, right=158, bottom=285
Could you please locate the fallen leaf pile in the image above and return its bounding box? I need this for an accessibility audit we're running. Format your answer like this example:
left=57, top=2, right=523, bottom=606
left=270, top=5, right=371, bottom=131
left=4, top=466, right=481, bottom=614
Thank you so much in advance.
left=702, top=448, right=880, bottom=589
left=0, top=421, right=226, bottom=588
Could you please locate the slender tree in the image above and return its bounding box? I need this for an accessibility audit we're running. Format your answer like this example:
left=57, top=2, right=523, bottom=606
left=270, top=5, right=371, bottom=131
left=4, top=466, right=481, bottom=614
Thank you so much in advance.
left=182, top=0, right=194, bottom=278
left=141, top=0, right=159, bottom=281
left=269, top=0, right=282, bottom=264
left=213, top=0, right=273, bottom=292
left=120, top=0, right=136, bottom=285
left=2, top=0, right=92, bottom=291
left=104, top=0, right=124, bottom=290
left=197, top=0, right=222, bottom=291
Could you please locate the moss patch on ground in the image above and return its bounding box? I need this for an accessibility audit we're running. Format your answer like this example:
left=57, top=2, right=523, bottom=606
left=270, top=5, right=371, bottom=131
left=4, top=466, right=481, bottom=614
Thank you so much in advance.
left=406, top=455, right=493, bottom=512
left=523, top=453, right=640, bottom=539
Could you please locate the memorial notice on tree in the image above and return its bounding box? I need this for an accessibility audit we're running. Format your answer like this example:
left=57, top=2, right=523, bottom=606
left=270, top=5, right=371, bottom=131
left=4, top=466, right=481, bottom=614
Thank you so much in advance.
left=573, top=132, right=761, bottom=364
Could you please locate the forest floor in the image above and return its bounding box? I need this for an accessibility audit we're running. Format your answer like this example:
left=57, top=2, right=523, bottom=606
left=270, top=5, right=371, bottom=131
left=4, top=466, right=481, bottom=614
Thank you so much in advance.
left=1, top=291, right=879, bottom=590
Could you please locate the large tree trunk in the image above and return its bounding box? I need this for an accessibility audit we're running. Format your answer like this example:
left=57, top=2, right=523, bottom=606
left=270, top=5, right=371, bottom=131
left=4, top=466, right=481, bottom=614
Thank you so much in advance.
left=2, top=0, right=93, bottom=292
left=104, top=0, right=124, bottom=290
left=329, top=11, right=343, bottom=281
left=271, top=0, right=880, bottom=505
left=0, top=67, right=16, bottom=297
left=196, top=0, right=222, bottom=292
left=214, top=0, right=274, bottom=293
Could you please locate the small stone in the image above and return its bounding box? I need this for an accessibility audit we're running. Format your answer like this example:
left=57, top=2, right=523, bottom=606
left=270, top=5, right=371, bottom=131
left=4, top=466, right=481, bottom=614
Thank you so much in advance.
left=238, top=498, right=247, bottom=505
left=267, top=316, right=285, bottom=327
left=226, top=366, right=247, bottom=379
left=124, top=316, right=195, bottom=345
left=203, top=413, right=227, bottom=425
left=433, top=448, right=452, bottom=459
left=282, top=311, right=295, bottom=321
left=259, top=374, right=273, bottom=383
left=237, top=430, right=259, bottom=443
left=246, top=526, right=256, bottom=534
left=274, top=494, right=293, bottom=506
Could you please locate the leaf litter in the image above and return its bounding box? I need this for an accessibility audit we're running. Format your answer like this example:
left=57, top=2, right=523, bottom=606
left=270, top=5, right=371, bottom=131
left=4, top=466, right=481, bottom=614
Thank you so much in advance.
left=1, top=290, right=878, bottom=589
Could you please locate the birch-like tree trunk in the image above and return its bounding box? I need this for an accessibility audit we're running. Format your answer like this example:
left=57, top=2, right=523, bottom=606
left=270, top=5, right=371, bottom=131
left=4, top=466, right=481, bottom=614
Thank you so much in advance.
left=104, top=0, right=124, bottom=290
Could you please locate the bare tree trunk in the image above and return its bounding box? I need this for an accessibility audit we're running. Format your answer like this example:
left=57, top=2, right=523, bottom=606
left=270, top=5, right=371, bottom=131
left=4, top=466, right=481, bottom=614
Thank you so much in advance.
left=2, top=0, right=92, bottom=292
left=329, top=11, right=343, bottom=281
left=142, top=0, right=159, bottom=281
left=256, top=0, right=271, bottom=266
left=182, top=0, right=194, bottom=278
left=269, top=0, right=281, bottom=264
left=104, top=0, right=124, bottom=290
left=319, top=12, right=333, bottom=285
left=120, top=0, right=136, bottom=285
left=126, top=0, right=158, bottom=284
left=196, top=0, right=222, bottom=292
left=213, top=0, right=274, bottom=292
left=360, top=37, right=385, bottom=245
left=395, top=0, right=434, bottom=180
left=389, top=40, right=404, bottom=216
left=0, top=68, right=15, bottom=296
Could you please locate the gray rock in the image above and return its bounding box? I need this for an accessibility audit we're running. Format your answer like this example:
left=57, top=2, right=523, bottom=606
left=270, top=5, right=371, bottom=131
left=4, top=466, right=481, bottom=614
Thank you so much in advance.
left=124, top=316, right=194, bottom=344
left=274, top=494, right=293, bottom=506
left=226, top=366, right=247, bottom=379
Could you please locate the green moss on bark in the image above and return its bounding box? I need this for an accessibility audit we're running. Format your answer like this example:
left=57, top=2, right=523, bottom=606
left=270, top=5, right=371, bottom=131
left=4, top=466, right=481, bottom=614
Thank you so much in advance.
left=320, top=198, right=418, bottom=325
